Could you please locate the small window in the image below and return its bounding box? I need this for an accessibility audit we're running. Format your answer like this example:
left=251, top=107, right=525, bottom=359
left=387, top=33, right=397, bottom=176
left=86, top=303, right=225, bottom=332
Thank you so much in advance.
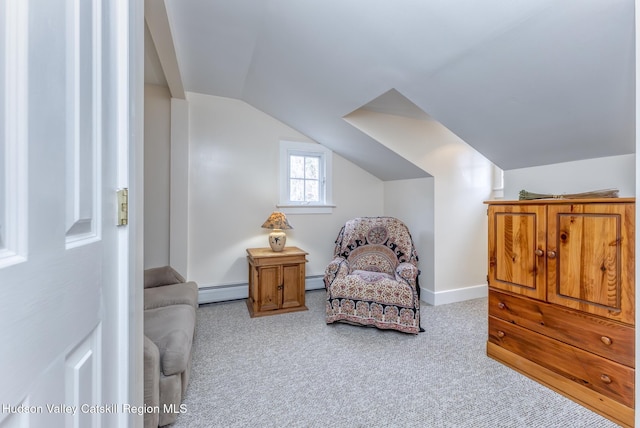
left=279, top=141, right=334, bottom=214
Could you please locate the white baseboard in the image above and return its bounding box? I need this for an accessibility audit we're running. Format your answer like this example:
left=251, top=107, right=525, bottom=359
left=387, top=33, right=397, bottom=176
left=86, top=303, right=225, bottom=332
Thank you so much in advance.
left=420, top=283, right=487, bottom=306
left=198, top=275, right=325, bottom=305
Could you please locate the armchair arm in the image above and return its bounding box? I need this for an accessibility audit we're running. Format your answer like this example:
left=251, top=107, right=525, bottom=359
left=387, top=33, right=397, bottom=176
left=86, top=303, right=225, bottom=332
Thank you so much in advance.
left=324, top=257, right=349, bottom=288
left=143, top=335, right=160, bottom=428
left=395, top=262, right=419, bottom=285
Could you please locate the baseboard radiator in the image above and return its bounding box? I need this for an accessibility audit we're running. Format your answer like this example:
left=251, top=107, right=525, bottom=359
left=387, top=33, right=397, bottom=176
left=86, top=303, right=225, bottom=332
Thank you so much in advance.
left=198, top=275, right=325, bottom=305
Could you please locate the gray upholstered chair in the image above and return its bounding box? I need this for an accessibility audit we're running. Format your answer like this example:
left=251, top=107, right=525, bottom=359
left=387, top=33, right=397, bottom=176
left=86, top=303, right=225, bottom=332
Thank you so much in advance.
left=324, top=217, right=421, bottom=334
left=143, top=266, right=198, bottom=427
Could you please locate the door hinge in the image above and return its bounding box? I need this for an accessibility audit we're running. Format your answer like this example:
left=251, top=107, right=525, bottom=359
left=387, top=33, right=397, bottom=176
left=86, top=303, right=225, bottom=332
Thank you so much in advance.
left=117, top=188, right=128, bottom=226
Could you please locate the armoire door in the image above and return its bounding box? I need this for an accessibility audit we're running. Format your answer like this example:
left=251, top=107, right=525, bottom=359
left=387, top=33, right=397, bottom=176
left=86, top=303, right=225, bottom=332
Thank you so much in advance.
left=488, top=204, right=546, bottom=301
left=547, top=203, right=635, bottom=325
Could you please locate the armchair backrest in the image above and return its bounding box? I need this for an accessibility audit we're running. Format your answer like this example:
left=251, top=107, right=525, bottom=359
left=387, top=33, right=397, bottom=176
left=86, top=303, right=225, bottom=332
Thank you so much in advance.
left=333, top=217, right=418, bottom=275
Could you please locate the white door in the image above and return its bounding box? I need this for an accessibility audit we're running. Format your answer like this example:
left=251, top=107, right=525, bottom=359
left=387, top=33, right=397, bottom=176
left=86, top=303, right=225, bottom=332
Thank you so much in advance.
left=0, top=0, right=142, bottom=427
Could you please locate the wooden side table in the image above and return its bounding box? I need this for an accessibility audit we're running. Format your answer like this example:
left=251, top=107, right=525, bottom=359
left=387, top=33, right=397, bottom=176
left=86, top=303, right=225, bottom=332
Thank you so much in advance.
left=246, top=247, right=308, bottom=317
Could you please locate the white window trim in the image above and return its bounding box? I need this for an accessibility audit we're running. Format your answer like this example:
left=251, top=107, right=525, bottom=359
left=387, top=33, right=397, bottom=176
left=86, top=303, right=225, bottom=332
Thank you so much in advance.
left=278, top=141, right=334, bottom=214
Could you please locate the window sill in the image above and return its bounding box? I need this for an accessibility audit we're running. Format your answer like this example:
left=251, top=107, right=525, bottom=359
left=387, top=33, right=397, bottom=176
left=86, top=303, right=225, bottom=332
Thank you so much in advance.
left=276, top=204, right=336, bottom=215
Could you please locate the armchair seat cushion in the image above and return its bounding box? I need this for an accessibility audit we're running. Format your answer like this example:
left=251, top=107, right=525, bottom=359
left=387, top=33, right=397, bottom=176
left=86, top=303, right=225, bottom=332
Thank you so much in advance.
left=332, top=271, right=415, bottom=307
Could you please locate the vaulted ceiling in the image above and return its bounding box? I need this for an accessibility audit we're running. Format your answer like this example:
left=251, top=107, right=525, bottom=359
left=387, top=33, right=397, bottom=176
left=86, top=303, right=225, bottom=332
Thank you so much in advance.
left=148, top=0, right=635, bottom=181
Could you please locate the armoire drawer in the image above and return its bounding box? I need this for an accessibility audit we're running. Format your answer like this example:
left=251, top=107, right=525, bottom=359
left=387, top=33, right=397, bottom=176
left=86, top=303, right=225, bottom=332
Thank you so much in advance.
left=489, top=316, right=635, bottom=408
left=489, top=290, right=634, bottom=368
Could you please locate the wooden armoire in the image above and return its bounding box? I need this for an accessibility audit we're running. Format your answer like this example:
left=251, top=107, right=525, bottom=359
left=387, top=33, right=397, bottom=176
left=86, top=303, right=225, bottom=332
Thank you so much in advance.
left=485, top=198, right=635, bottom=427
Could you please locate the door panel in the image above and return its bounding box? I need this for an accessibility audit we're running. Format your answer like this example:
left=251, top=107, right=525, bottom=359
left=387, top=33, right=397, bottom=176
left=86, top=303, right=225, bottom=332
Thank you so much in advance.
left=553, top=213, right=619, bottom=308
left=281, top=264, right=302, bottom=309
left=65, top=326, right=101, bottom=428
left=258, top=266, right=280, bottom=312
left=488, top=205, right=546, bottom=300
left=0, top=0, right=27, bottom=269
left=65, top=0, right=100, bottom=247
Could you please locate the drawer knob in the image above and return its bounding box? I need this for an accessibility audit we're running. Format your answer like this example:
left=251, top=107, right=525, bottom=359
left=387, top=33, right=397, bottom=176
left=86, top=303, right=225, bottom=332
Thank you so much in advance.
left=600, top=336, right=612, bottom=346
left=497, top=302, right=506, bottom=310
left=547, top=250, right=557, bottom=259
left=535, top=249, right=544, bottom=257
left=600, top=374, right=612, bottom=384
left=497, top=330, right=505, bottom=338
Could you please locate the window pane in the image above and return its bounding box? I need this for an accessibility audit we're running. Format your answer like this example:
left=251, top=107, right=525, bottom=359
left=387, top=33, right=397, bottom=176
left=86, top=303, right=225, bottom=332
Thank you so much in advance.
left=290, top=179, right=305, bottom=201
left=290, top=155, right=305, bottom=179
left=305, top=156, right=319, bottom=179
left=305, top=180, right=319, bottom=202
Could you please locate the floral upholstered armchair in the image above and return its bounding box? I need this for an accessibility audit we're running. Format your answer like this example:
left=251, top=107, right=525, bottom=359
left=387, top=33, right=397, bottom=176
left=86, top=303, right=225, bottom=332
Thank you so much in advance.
left=324, top=217, right=421, bottom=334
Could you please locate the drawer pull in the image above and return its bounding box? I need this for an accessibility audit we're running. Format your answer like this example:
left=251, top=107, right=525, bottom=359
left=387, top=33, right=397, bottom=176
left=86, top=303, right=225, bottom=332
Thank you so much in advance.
left=600, top=374, right=612, bottom=384
left=497, top=302, right=506, bottom=310
left=497, top=330, right=505, bottom=338
left=600, top=336, right=612, bottom=346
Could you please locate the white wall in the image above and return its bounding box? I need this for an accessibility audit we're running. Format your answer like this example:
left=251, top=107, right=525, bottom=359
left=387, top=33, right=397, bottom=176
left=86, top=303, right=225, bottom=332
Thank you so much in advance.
left=143, top=84, right=171, bottom=268
left=345, top=110, right=493, bottom=302
left=504, top=154, right=635, bottom=199
left=169, top=98, right=189, bottom=276
left=187, top=92, right=384, bottom=289
left=383, top=178, right=435, bottom=299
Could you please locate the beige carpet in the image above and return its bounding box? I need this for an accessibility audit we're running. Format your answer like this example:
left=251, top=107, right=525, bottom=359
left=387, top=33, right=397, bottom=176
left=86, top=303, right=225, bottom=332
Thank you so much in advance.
left=172, top=290, right=619, bottom=428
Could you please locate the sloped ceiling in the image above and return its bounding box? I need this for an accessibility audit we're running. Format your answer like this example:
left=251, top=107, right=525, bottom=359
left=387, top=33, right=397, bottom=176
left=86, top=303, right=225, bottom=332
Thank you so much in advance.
left=160, top=0, right=635, bottom=180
